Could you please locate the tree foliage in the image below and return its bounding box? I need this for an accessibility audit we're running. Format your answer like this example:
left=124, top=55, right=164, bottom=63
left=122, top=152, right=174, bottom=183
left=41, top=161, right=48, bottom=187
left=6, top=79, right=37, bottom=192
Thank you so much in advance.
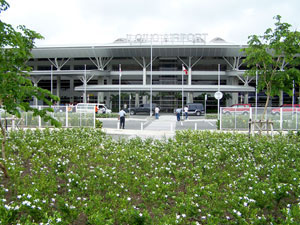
left=243, top=15, right=300, bottom=118
left=0, top=0, right=60, bottom=177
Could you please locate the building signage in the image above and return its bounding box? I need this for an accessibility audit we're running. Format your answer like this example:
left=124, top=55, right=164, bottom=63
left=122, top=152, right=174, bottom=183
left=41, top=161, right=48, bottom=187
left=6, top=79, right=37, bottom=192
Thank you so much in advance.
left=126, top=33, right=208, bottom=43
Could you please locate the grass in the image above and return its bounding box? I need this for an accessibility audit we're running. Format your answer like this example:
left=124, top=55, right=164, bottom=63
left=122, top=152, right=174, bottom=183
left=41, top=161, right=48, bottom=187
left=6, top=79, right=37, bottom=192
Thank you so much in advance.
left=0, top=129, right=300, bottom=224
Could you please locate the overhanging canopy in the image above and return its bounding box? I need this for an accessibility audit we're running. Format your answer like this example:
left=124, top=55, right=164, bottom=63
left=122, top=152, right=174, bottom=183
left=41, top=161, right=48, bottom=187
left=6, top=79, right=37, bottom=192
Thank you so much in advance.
left=75, top=84, right=255, bottom=92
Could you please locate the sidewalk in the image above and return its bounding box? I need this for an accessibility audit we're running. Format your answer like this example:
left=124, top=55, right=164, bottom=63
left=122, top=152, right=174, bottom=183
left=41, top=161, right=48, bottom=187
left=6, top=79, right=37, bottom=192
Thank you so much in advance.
left=144, top=115, right=176, bottom=131
left=101, top=115, right=217, bottom=140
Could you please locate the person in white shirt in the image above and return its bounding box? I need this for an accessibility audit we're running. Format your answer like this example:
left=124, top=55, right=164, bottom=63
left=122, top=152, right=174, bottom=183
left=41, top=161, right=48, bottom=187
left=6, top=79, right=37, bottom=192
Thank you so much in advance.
left=118, top=109, right=126, bottom=129
left=184, top=105, right=189, bottom=120
left=155, top=106, right=160, bottom=119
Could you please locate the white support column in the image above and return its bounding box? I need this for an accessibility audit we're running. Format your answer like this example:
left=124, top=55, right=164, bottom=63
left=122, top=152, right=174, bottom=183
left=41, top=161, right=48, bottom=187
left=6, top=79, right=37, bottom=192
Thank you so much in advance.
left=227, top=77, right=239, bottom=106
left=70, top=78, right=74, bottom=103
left=32, top=77, right=42, bottom=106
left=78, top=70, right=95, bottom=104
left=143, top=67, right=147, bottom=85
left=188, top=67, right=192, bottom=85
left=244, top=92, right=249, bottom=104
left=135, top=93, right=139, bottom=107
left=97, top=77, right=104, bottom=103
left=89, top=57, right=113, bottom=71
left=56, top=76, right=61, bottom=105
left=188, top=92, right=193, bottom=103
left=48, top=58, right=70, bottom=70
left=142, top=95, right=148, bottom=104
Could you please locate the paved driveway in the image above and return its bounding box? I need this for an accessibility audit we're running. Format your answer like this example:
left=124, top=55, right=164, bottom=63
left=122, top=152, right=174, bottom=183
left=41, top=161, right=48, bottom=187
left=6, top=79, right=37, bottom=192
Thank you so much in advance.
left=99, top=114, right=217, bottom=131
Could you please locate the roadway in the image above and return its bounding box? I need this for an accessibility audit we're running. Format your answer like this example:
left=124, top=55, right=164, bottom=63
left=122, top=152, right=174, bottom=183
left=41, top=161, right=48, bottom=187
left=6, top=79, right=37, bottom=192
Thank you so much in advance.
left=99, top=114, right=217, bottom=140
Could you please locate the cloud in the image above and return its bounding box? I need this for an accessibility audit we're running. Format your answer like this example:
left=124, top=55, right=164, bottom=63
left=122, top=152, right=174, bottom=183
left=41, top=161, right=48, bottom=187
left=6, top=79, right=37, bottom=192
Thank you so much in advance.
left=1, top=0, right=299, bottom=46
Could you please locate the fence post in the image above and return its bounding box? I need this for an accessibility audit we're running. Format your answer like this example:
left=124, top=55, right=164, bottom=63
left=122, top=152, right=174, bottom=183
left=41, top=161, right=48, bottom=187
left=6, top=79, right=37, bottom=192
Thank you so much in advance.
left=38, top=106, right=41, bottom=128
left=25, top=112, right=28, bottom=126
left=12, top=117, right=15, bottom=130
left=93, top=110, right=95, bottom=128
left=296, top=111, right=298, bottom=130
left=280, top=108, right=283, bottom=130
left=117, top=122, right=120, bottom=129
left=80, top=112, right=82, bottom=127
left=194, top=122, right=197, bottom=130
left=220, top=108, right=222, bottom=130
left=66, top=106, right=68, bottom=127
left=234, top=110, right=237, bottom=130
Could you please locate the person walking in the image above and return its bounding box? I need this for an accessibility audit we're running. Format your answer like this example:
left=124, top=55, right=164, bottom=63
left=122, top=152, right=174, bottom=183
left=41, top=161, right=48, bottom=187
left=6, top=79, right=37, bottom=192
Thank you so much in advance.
left=155, top=106, right=160, bottom=119
left=184, top=105, right=188, bottom=120
left=176, top=108, right=181, bottom=122
left=119, top=108, right=126, bottom=129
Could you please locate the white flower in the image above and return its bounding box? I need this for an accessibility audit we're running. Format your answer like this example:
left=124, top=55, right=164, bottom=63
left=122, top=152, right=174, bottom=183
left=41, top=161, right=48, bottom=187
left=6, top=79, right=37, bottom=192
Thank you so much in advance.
left=22, top=200, right=31, bottom=206
left=139, top=213, right=143, bottom=217
left=182, top=214, right=186, bottom=218
left=127, top=197, right=131, bottom=201
left=56, top=218, right=62, bottom=222
left=244, top=202, right=248, bottom=207
left=176, top=214, right=180, bottom=219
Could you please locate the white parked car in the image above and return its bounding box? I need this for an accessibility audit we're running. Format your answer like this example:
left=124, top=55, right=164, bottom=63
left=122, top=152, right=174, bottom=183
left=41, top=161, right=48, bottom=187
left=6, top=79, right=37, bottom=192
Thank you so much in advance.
left=97, top=104, right=112, bottom=114
left=76, top=103, right=111, bottom=114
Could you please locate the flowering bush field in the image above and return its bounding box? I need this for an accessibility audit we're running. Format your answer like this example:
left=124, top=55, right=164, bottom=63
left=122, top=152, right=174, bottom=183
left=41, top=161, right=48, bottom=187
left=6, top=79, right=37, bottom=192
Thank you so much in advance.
left=1, top=129, right=300, bottom=224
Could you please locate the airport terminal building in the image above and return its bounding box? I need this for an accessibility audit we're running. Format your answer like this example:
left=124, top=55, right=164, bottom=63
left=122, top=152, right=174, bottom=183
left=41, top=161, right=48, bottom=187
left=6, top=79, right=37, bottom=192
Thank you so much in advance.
left=28, top=33, right=263, bottom=112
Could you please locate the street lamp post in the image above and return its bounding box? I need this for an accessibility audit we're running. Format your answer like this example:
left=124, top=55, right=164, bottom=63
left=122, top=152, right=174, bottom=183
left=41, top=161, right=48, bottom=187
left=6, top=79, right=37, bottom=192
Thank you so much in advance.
left=119, top=64, right=122, bottom=112
left=150, top=35, right=153, bottom=116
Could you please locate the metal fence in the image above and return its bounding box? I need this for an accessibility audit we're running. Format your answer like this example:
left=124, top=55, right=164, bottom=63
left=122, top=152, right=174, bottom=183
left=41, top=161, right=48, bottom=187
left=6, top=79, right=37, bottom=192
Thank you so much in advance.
left=0, top=106, right=95, bottom=128
left=220, top=107, right=300, bottom=131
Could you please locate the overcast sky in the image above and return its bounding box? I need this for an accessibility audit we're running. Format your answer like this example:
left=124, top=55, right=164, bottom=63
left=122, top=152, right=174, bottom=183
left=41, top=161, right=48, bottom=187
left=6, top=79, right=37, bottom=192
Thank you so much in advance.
left=1, top=0, right=300, bottom=46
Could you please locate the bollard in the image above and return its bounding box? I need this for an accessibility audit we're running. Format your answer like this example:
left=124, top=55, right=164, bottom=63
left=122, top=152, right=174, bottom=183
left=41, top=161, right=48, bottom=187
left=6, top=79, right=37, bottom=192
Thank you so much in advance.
left=141, top=122, right=144, bottom=130
left=170, top=123, right=173, bottom=132
left=117, top=122, right=120, bottom=129
left=194, top=123, right=197, bottom=130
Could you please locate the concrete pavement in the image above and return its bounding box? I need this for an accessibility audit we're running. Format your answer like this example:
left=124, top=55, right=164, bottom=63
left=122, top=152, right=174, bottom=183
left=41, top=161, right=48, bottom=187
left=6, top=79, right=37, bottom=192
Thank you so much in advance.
left=100, top=115, right=217, bottom=140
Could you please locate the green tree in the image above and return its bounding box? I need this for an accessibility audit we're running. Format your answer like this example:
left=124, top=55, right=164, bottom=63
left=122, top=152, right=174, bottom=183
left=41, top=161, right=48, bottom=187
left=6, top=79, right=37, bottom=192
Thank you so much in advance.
left=243, top=15, right=300, bottom=119
left=0, top=0, right=60, bottom=178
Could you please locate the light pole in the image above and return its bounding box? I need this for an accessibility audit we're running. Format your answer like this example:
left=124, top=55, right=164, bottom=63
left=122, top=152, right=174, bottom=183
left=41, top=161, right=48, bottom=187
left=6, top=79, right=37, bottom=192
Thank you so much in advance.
left=255, top=70, right=258, bottom=120
left=217, top=64, right=220, bottom=120
left=119, top=64, right=122, bottom=112
left=50, top=65, right=53, bottom=96
left=150, top=35, right=153, bottom=116
left=84, top=64, right=87, bottom=103
left=182, top=64, right=184, bottom=118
